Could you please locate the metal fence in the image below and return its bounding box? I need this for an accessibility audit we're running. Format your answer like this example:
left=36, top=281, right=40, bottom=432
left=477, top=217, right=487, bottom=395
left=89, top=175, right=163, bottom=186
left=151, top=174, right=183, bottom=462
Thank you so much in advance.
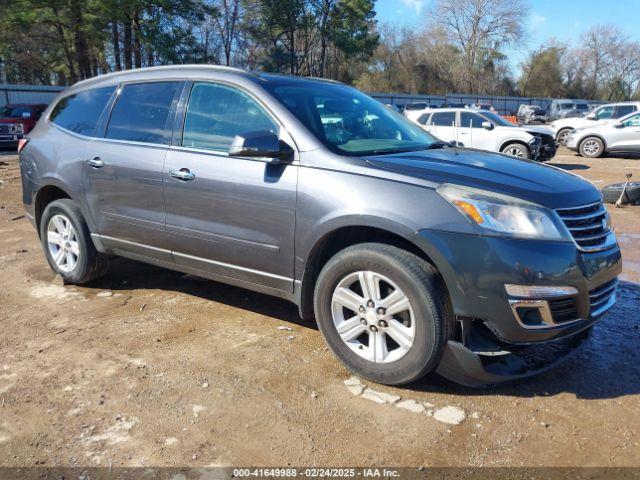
left=0, top=84, right=65, bottom=108
left=1, top=83, right=605, bottom=117
left=369, top=92, right=606, bottom=116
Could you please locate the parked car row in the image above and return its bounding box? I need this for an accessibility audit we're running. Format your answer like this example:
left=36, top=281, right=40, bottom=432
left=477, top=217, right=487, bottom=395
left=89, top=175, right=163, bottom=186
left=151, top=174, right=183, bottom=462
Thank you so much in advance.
left=550, top=102, right=640, bottom=144
left=408, top=108, right=557, bottom=161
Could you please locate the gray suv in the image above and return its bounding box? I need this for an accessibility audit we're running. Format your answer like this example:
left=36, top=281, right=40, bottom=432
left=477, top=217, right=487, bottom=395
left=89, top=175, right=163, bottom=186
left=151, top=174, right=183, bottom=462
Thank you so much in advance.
left=19, top=66, right=622, bottom=387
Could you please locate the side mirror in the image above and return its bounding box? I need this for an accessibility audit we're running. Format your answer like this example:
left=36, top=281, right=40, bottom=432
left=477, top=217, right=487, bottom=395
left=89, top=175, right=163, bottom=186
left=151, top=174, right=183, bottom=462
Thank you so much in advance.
left=481, top=121, right=493, bottom=130
left=586, top=113, right=596, bottom=120
left=229, top=130, right=293, bottom=163
left=614, top=123, right=625, bottom=129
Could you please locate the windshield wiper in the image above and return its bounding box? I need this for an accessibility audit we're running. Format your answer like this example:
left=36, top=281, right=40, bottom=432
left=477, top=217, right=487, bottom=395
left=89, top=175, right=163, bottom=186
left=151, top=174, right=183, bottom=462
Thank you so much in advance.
left=423, top=141, right=449, bottom=149
left=369, top=142, right=450, bottom=155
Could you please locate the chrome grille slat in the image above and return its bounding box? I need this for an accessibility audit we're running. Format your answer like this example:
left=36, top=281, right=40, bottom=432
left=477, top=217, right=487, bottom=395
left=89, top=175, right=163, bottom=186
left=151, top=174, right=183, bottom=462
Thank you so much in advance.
left=589, top=279, right=618, bottom=317
left=556, top=201, right=613, bottom=252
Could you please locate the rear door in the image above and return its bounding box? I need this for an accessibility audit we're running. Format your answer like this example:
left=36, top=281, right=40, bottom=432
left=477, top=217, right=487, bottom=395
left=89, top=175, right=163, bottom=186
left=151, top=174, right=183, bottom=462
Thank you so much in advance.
left=162, top=81, right=297, bottom=293
left=83, top=81, right=182, bottom=260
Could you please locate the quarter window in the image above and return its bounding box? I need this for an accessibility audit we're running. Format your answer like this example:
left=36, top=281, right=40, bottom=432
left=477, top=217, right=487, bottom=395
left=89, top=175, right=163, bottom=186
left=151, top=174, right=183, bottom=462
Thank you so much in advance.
left=182, top=82, right=278, bottom=152
left=429, top=112, right=456, bottom=126
left=49, top=86, right=115, bottom=136
left=106, top=82, right=179, bottom=145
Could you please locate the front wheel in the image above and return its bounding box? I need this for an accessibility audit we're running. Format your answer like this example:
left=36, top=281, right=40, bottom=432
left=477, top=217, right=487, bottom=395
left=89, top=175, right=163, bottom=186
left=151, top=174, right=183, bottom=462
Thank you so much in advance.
left=579, top=136, right=605, bottom=158
left=40, top=199, right=109, bottom=284
left=313, top=243, right=451, bottom=385
left=501, top=143, right=530, bottom=159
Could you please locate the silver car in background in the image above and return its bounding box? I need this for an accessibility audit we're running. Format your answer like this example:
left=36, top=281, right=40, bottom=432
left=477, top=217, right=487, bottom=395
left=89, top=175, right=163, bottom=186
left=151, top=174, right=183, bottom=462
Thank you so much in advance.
left=566, top=110, right=640, bottom=158
left=549, top=99, right=590, bottom=121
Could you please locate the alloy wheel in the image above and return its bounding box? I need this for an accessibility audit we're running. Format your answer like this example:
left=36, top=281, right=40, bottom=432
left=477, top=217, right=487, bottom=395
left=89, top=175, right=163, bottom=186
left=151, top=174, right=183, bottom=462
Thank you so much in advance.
left=582, top=140, right=600, bottom=156
left=47, top=214, right=80, bottom=273
left=331, top=271, right=415, bottom=363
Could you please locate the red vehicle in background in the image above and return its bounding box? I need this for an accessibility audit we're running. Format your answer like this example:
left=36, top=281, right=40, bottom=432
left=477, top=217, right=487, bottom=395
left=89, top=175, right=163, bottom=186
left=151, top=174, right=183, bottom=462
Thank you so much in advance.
left=0, top=104, right=48, bottom=148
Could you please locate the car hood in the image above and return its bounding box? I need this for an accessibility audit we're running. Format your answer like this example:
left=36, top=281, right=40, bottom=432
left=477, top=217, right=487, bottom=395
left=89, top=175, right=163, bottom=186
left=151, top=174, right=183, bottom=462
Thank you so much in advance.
left=363, top=148, right=600, bottom=209
left=520, top=125, right=555, bottom=136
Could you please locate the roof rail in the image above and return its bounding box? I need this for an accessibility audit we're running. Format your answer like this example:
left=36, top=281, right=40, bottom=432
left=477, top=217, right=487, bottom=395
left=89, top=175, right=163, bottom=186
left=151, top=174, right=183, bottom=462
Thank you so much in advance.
left=72, top=64, right=252, bottom=88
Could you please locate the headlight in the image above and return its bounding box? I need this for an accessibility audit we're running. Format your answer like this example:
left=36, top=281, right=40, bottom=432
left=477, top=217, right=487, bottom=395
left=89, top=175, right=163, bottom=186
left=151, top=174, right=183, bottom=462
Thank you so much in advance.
left=10, top=124, right=24, bottom=134
left=437, top=184, right=566, bottom=240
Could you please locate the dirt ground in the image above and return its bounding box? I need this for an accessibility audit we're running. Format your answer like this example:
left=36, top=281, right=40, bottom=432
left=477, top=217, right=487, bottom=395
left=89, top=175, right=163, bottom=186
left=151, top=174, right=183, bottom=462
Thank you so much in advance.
left=0, top=147, right=638, bottom=468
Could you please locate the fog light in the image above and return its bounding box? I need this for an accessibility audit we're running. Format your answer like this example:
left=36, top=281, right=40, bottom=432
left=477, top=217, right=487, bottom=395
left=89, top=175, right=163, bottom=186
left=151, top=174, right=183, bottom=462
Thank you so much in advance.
left=505, top=284, right=578, bottom=298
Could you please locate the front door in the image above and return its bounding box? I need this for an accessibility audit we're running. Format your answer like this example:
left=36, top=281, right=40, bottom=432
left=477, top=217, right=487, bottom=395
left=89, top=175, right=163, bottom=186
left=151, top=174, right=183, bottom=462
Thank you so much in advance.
left=608, top=113, right=640, bottom=151
left=458, top=111, right=496, bottom=151
left=163, top=82, right=297, bottom=293
left=83, top=81, right=181, bottom=260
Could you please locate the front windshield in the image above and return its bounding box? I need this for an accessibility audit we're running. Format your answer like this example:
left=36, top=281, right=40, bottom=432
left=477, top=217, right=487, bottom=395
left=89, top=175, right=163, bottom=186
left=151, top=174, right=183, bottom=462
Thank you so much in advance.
left=0, top=106, right=31, bottom=118
left=264, top=82, right=438, bottom=155
left=481, top=111, right=514, bottom=127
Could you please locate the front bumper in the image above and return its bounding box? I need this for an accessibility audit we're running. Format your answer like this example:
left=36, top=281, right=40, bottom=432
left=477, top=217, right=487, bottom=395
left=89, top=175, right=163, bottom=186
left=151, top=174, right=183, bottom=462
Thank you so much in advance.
left=0, top=132, right=24, bottom=145
left=565, top=133, right=580, bottom=150
left=415, top=229, right=621, bottom=386
left=416, top=229, right=622, bottom=344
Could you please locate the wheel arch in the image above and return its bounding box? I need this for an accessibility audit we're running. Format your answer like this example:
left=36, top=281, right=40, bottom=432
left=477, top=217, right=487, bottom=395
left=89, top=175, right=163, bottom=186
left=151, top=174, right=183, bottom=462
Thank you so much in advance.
left=498, top=138, right=530, bottom=154
left=297, top=224, right=452, bottom=322
left=34, top=183, right=74, bottom=238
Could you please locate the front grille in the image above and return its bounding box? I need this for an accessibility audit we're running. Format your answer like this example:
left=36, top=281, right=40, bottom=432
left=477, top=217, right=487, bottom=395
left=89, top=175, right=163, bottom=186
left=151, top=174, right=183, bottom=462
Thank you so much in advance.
left=0, top=125, right=9, bottom=134
left=538, top=134, right=557, bottom=160
left=556, top=202, right=612, bottom=252
left=589, top=278, right=618, bottom=316
left=548, top=297, right=579, bottom=323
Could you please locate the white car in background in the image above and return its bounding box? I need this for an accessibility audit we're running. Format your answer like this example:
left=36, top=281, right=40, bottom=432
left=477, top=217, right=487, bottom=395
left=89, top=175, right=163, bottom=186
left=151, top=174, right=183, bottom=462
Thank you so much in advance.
left=566, top=110, right=640, bottom=158
left=411, top=108, right=557, bottom=161
left=550, top=102, right=640, bottom=144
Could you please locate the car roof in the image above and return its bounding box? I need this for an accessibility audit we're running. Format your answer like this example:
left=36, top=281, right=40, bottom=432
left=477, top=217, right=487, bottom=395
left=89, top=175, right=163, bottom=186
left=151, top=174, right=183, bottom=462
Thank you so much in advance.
left=67, top=65, right=344, bottom=94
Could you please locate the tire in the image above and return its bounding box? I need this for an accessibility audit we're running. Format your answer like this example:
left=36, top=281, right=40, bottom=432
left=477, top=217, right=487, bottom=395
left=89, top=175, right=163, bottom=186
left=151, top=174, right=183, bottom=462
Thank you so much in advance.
left=602, top=182, right=640, bottom=205
left=579, top=136, right=605, bottom=158
left=313, top=243, right=451, bottom=385
left=39, top=199, right=109, bottom=284
left=501, top=143, right=530, bottom=159
left=556, top=128, right=572, bottom=145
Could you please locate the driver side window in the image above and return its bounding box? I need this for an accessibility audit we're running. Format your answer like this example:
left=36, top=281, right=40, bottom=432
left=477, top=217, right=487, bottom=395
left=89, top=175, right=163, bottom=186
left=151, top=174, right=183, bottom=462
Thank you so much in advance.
left=594, top=106, right=614, bottom=119
left=182, top=82, right=278, bottom=152
left=622, top=113, right=640, bottom=127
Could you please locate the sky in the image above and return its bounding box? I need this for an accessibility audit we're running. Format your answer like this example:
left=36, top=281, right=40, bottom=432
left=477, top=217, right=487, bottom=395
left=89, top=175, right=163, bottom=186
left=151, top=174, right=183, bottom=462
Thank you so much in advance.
left=375, top=0, right=640, bottom=74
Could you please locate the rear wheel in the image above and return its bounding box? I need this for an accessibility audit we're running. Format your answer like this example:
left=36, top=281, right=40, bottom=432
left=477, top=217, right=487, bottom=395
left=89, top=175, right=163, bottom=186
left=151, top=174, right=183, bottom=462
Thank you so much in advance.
left=40, top=199, right=109, bottom=284
left=501, top=143, right=529, bottom=159
left=313, top=243, right=451, bottom=385
left=579, top=136, right=604, bottom=158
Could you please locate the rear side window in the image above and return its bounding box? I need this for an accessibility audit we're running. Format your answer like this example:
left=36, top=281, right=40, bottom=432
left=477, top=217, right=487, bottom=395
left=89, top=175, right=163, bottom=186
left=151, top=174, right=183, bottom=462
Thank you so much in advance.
left=430, top=112, right=456, bottom=126
left=106, top=82, right=179, bottom=145
left=614, top=105, right=636, bottom=118
left=182, top=82, right=278, bottom=152
left=49, top=86, right=115, bottom=136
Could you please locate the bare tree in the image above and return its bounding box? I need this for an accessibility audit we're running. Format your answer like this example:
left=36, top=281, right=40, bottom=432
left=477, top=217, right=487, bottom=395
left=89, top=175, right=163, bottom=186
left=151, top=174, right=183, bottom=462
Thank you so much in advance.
left=431, top=0, right=527, bottom=93
left=214, top=0, right=241, bottom=66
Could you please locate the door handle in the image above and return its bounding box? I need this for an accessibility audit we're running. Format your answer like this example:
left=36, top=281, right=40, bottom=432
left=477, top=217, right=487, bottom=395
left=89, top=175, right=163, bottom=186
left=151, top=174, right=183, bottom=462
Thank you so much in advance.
left=87, top=157, right=104, bottom=168
left=169, top=168, right=195, bottom=181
